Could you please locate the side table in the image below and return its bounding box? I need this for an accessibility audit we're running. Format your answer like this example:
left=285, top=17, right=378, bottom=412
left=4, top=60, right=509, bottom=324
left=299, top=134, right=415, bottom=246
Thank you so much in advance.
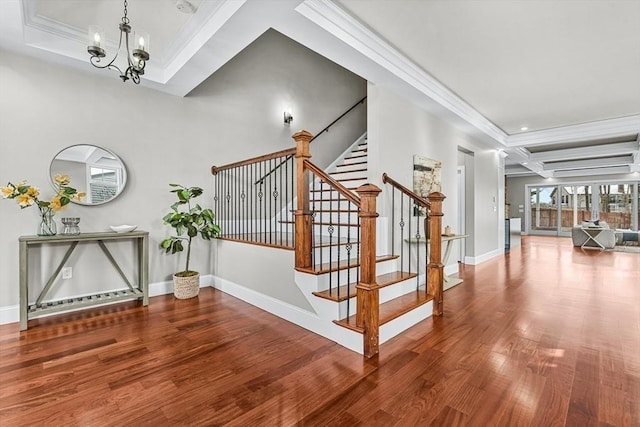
left=19, top=231, right=149, bottom=330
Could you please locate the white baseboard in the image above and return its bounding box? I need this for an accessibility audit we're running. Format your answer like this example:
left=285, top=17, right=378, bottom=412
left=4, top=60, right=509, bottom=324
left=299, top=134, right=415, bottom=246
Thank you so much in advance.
left=445, top=263, right=459, bottom=276
left=0, top=275, right=215, bottom=326
left=0, top=305, right=19, bottom=325
left=464, top=248, right=504, bottom=265
left=212, top=276, right=363, bottom=354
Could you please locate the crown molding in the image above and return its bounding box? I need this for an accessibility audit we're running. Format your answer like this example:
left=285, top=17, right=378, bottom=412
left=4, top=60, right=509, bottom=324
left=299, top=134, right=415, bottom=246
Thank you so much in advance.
left=529, top=141, right=639, bottom=163
left=506, top=115, right=640, bottom=147
left=161, top=0, right=245, bottom=78
left=542, top=155, right=634, bottom=171
left=553, top=165, right=631, bottom=178
left=296, top=0, right=508, bottom=145
left=19, top=0, right=245, bottom=85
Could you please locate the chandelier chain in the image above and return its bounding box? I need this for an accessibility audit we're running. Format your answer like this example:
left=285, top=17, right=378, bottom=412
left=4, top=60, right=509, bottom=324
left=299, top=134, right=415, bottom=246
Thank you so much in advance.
left=122, top=0, right=130, bottom=24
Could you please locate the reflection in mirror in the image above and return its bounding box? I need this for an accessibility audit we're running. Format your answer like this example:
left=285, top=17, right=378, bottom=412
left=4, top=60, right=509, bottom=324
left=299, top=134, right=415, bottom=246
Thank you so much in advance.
left=50, top=145, right=127, bottom=205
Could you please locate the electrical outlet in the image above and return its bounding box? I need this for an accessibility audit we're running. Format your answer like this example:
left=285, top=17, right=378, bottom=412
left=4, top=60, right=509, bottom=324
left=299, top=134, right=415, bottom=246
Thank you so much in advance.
left=62, top=267, right=72, bottom=279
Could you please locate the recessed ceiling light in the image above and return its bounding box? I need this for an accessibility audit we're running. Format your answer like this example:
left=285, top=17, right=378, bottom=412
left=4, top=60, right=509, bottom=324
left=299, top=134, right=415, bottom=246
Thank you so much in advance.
left=520, top=126, right=529, bottom=131
left=176, top=0, right=197, bottom=14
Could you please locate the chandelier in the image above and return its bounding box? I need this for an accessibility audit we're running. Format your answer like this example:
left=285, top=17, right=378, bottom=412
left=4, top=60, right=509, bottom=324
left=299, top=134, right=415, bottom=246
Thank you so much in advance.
left=87, top=0, right=150, bottom=84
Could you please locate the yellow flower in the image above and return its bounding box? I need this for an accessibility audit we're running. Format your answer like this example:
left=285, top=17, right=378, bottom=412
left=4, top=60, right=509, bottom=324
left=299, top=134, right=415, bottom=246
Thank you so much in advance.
left=75, top=192, right=87, bottom=200
left=54, top=174, right=71, bottom=185
left=1, top=186, right=14, bottom=198
left=3, top=176, right=79, bottom=213
left=49, top=196, right=63, bottom=211
left=26, top=186, right=40, bottom=198
left=15, top=193, right=34, bottom=207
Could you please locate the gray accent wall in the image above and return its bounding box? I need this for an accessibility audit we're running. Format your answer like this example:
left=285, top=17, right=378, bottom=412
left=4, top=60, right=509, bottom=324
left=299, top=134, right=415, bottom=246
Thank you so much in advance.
left=0, top=29, right=365, bottom=313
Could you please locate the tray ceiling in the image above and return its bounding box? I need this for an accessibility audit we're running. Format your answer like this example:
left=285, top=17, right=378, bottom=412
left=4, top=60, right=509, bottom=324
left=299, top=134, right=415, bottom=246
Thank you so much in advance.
left=1, top=0, right=638, bottom=178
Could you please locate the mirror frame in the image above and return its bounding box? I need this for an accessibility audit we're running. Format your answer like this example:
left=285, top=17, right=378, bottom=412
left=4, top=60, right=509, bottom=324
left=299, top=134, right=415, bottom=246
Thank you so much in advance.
left=49, top=144, right=127, bottom=206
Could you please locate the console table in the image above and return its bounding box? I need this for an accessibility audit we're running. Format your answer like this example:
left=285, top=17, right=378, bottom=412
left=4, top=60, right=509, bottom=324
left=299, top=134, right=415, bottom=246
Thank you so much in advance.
left=581, top=227, right=606, bottom=250
left=406, top=234, right=469, bottom=289
left=19, top=231, right=149, bottom=331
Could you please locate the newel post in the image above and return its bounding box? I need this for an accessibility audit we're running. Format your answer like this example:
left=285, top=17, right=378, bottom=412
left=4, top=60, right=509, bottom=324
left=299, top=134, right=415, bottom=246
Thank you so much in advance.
left=427, top=192, right=446, bottom=316
left=293, top=130, right=314, bottom=269
left=355, top=183, right=381, bottom=358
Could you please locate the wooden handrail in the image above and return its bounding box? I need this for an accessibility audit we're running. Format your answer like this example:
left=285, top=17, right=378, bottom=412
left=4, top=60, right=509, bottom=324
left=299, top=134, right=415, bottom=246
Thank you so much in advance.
left=254, top=96, right=367, bottom=185
left=211, top=147, right=296, bottom=175
left=309, top=96, right=367, bottom=143
left=382, top=173, right=431, bottom=209
left=304, top=160, right=361, bottom=207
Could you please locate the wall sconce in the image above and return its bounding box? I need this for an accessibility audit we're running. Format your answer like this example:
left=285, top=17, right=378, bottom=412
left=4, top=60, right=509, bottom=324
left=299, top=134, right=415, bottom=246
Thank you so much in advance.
left=283, top=111, right=293, bottom=125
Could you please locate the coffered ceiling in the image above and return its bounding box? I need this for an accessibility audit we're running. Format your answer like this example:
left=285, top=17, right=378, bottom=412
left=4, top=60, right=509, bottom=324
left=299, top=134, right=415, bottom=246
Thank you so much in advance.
left=1, top=0, right=639, bottom=178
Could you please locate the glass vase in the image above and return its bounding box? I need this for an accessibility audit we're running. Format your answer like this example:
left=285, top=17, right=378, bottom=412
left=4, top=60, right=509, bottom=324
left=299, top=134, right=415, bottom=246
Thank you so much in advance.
left=38, top=208, right=57, bottom=236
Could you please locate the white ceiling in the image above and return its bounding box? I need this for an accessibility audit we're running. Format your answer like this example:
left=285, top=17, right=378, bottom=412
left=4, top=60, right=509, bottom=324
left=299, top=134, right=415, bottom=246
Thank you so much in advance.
left=1, top=0, right=639, bottom=178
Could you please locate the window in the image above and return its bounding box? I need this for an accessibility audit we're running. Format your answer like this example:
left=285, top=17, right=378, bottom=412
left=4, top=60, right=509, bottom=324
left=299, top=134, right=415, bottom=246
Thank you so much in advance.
left=89, top=167, right=118, bottom=204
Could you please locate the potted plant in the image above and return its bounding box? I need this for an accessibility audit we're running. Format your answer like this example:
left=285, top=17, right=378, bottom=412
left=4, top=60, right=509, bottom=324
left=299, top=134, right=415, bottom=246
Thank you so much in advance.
left=161, top=184, right=220, bottom=299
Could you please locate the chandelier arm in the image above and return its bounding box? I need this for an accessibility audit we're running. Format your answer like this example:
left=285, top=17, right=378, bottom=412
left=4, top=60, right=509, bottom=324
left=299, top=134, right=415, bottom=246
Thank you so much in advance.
left=89, top=56, right=122, bottom=73
left=130, top=70, right=141, bottom=84
left=87, top=0, right=146, bottom=84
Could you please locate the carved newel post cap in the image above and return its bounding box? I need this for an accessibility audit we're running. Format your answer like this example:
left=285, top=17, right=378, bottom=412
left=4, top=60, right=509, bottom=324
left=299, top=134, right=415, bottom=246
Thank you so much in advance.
left=355, top=183, right=382, bottom=196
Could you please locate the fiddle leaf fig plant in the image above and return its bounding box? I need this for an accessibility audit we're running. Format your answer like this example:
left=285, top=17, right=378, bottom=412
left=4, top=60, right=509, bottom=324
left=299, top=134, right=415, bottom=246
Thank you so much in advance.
left=160, top=184, right=220, bottom=277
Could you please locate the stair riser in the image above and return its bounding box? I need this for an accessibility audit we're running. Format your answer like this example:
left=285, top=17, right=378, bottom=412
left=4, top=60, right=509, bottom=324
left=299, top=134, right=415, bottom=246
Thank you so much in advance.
left=335, top=163, right=368, bottom=172
left=273, top=222, right=358, bottom=235
left=311, top=258, right=399, bottom=291
left=342, top=155, right=367, bottom=165
left=330, top=180, right=368, bottom=190
left=379, top=274, right=426, bottom=303
left=310, top=200, right=356, bottom=211
left=328, top=171, right=368, bottom=181
left=312, top=243, right=361, bottom=264
left=311, top=212, right=360, bottom=224
left=311, top=223, right=359, bottom=237
left=329, top=274, right=426, bottom=318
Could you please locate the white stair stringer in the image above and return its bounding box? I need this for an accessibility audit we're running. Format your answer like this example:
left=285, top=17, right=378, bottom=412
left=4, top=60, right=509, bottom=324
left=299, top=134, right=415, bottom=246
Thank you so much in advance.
left=294, top=267, right=434, bottom=351
left=321, top=132, right=367, bottom=173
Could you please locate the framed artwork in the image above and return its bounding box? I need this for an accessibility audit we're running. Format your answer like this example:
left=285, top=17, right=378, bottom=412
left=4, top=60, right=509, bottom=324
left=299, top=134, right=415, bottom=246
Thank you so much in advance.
left=413, top=155, right=441, bottom=216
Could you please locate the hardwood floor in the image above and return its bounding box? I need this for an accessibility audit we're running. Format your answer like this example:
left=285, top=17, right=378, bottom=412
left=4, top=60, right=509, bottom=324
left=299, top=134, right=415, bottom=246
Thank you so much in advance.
left=1, top=236, right=638, bottom=426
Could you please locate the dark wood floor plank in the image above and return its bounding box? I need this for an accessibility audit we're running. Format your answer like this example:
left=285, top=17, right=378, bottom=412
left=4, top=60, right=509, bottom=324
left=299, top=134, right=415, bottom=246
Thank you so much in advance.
left=0, top=236, right=639, bottom=425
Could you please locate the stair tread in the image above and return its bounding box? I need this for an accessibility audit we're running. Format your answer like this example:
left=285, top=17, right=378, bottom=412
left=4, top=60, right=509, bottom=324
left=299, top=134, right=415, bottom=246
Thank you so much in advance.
left=334, top=288, right=434, bottom=331
left=337, top=161, right=367, bottom=167
left=296, top=254, right=398, bottom=275
left=329, top=169, right=368, bottom=175
left=312, top=271, right=418, bottom=302
left=335, top=177, right=367, bottom=182
left=344, top=154, right=367, bottom=160
left=313, top=239, right=360, bottom=249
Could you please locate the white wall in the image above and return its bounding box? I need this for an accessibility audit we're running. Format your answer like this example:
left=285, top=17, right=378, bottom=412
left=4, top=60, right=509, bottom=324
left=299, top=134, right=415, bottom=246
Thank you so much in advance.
left=367, top=83, right=503, bottom=266
left=0, top=29, right=366, bottom=318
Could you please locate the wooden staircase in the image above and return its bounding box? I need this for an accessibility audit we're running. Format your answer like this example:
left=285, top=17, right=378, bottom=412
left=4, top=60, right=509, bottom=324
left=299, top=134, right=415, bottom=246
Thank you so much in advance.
left=296, top=134, right=439, bottom=354
left=211, top=128, right=445, bottom=357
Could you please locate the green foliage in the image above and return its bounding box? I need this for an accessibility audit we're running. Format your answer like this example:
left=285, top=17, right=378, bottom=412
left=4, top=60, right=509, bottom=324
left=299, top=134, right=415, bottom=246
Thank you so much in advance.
left=160, top=184, right=220, bottom=274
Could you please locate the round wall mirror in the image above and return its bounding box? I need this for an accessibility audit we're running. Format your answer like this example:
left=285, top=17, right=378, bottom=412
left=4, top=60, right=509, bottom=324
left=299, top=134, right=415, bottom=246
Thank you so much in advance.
left=50, top=145, right=127, bottom=205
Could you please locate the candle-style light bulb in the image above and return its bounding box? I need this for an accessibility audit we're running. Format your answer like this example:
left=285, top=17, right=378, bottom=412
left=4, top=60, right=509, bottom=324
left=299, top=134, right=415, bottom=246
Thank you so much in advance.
left=138, top=36, right=145, bottom=50
left=94, top=33, right=101, bottom=46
